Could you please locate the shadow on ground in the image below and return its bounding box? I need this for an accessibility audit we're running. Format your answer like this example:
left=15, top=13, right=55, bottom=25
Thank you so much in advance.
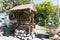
left=36, top=34, right=49, bottom=39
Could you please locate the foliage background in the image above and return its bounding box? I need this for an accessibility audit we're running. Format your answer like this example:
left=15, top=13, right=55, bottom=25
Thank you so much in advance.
left=35, top=1, right=58, bottom=26
left=0, top=0, right=59, bottom=26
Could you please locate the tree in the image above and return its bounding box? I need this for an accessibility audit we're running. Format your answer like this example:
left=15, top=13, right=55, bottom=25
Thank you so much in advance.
left=0, top=0, right=2, bottom=4
left=35, top=1, right=58, bottom=26
left=2, top=0, right=14, bottom=15
left=12, top=0, right=30, bottom=6
left=2, top=0, right=31, bottom=15
left=0, top=0, right=3, bottom=13
left=18, top=0, right=30, bottom=5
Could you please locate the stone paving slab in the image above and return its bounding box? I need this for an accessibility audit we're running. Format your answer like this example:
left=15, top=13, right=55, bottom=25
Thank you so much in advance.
left=0, top=36, right=20, bottom=40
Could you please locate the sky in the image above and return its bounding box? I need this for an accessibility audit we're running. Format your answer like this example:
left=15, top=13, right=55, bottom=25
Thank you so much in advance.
left=33, top=0, right=59, bottom=6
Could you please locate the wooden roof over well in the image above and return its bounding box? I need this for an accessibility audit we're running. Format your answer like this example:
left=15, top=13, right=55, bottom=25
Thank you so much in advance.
left=10, top=4, right=36, bottom=12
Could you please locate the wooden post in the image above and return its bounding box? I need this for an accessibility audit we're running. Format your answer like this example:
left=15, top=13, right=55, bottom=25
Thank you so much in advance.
left=31, top=12, right=34, bottom=31
left=17, top=12, right=19, bottom=25
left=29, top=9, right=35, bottom=32
left=29, top=26, right=30, bottom=35
left=32, top=13, right=34, bottom=26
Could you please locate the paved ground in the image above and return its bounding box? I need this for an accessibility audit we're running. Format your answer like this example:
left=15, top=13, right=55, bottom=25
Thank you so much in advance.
left=32, top=25, right=49, bottom=40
